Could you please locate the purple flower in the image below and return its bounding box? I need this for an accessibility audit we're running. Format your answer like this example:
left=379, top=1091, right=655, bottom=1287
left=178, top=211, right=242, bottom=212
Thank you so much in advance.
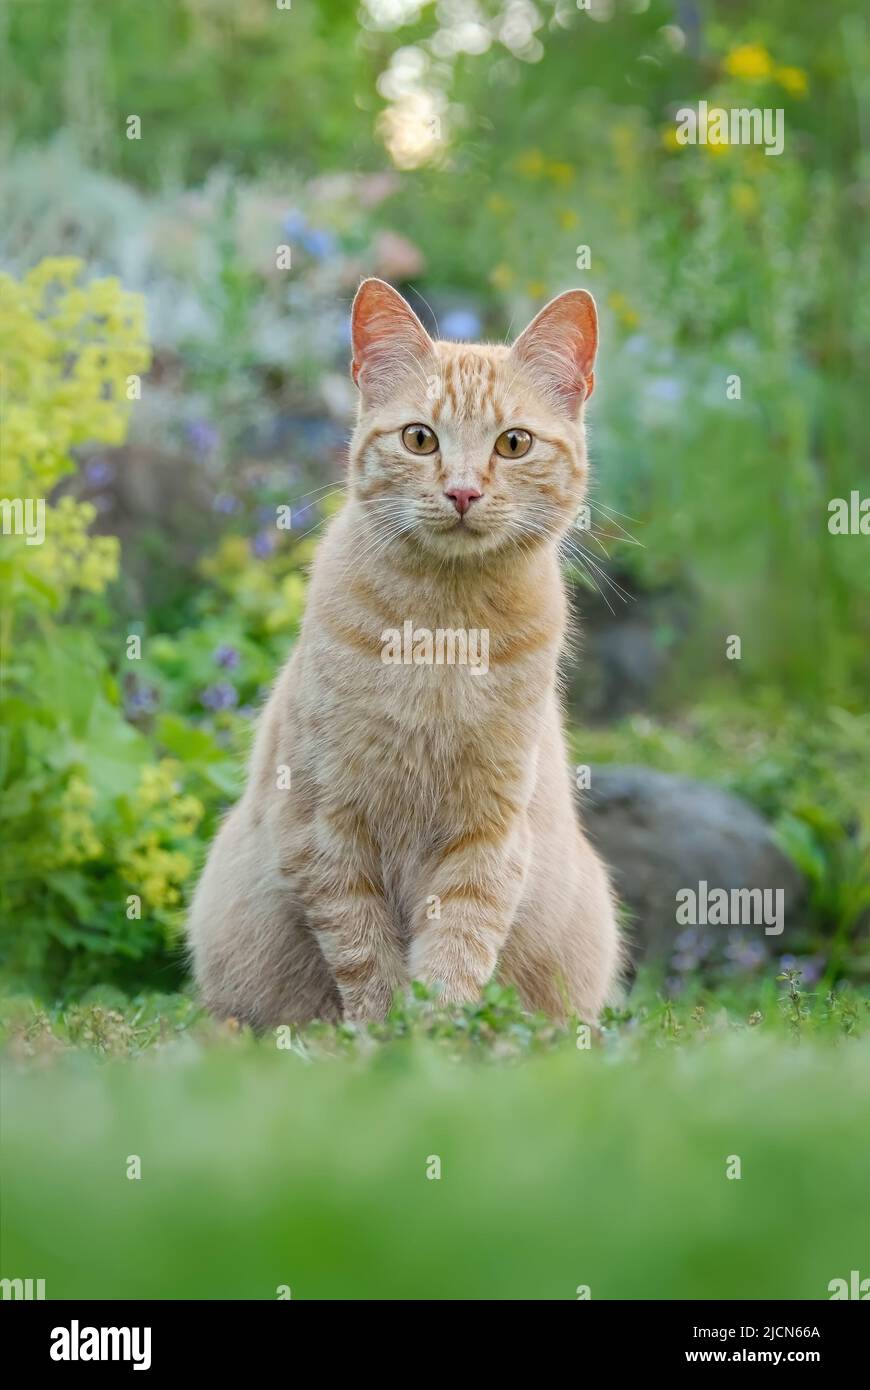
left=85, top=457, right=115, bottom=486
left=213, top=644, right=240, bottom=671
left=201, top=682, right=239, bottom=712
left=778, top=954, right=825, bottom=986
left=671, top=952, right=700, bottom=973
left=800, top=958, right=825, bottom=986
left=441, top=308, right=482, bottom=341
left=126, top=684, right=160, bottom=716
left=675, top=928, right=714, bottom=957
left=670, top=928, right=715, bottom=975
left=187, top=420, right=220, bottom=457
left=212, top=492, right=239, bottom=515
left=724, top=936, right=767, bottom=974
left=251, top=528, right=277, bottom=558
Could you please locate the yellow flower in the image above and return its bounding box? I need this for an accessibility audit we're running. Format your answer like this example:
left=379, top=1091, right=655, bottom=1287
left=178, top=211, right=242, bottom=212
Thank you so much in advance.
left=515, top=149, right=545, bottom=177
left=489, top=263, right=515, bottom=291
left=57, top=776, right=103, bottom=864
left=775, top=65, right=808, bottom=98
left=65, top=775, right=96, bottom=810
left=557, top=209, right=579, bottom=230
left=723, top=43, right=773, bottom=81
left=608, top=292, right=640, bottom=330
left=25, top=497, right=120, bottom=598
left=610, top=123, right=640, bottom=171
left=525, top=280, right=548, bottom=300
left=200, top=534, right=251, bottom=578
left=120, top=836, right=194, bottom=910
left=135, top=760, right=180, bottom=811
left=486, top=193, right=510, bottom=214
left=545, top=161, right=574, bottom=187
left=661, top=127, right=681, bottom=153
left=731, top=183, right=759, bottom=216
left=171, top=795, right=205, bottom=837
left=0, top=258, right=149, bottom=614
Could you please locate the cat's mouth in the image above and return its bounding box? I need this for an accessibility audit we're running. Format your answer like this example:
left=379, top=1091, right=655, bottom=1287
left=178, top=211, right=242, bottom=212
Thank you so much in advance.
left=439, top=514, right=487, bottom=540
left=418, top=510, right=508, bottom=558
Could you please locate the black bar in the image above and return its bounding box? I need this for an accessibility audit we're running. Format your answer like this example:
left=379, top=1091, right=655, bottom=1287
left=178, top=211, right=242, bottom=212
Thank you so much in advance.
left=2, top=1299, right=866, bottom=1373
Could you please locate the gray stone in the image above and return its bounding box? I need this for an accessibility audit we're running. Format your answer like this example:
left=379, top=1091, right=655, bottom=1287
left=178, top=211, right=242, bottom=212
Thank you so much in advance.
left=578, top=765, right=807, bottom=963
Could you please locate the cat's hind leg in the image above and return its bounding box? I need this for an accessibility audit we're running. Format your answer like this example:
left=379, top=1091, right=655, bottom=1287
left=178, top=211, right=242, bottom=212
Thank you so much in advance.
left=187, top=808, right=341, bottom=1030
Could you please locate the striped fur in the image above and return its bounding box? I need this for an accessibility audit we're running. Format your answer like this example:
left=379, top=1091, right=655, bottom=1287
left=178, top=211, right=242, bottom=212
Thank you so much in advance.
left=188, top=280, right=621, bottom=1027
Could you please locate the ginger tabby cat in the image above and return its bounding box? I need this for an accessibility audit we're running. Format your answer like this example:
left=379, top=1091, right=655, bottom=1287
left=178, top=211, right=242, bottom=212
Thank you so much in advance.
left=188, top=279, right=621, bottom=1027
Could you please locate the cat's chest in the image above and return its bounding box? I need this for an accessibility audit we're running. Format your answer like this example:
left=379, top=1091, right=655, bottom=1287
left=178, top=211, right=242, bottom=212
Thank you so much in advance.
left=310, top=653, right=543, bottom=820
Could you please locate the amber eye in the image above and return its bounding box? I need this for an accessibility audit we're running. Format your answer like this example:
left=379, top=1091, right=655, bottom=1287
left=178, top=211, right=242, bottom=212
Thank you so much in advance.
left=494, top=428, right=532, bottom=459
left=401, top=423, right=439, bottom=455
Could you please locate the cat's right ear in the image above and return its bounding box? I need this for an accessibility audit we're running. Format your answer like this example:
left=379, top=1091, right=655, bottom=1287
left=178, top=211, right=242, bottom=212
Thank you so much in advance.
left=350, top=278, right=434, bottom=404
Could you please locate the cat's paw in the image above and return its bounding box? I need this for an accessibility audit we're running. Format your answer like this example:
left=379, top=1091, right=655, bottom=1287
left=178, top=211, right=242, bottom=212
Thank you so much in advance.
left=341, top=977, right=402, bottom=1024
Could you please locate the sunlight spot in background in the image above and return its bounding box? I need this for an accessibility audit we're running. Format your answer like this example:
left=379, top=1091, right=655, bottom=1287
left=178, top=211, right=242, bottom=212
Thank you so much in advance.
left=378, top=90, right=446, bottom=168
left=362, top=0, right=426, bottom=29
left=376, top=46, right=447, bottom=169
left=368, top=1, right=552, bottom=168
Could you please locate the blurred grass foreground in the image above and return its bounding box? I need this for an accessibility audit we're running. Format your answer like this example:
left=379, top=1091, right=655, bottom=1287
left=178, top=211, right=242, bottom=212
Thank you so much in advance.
left=3, top=980, right=870, bottom=1300
left=1, top=0, right=869, bottom=1301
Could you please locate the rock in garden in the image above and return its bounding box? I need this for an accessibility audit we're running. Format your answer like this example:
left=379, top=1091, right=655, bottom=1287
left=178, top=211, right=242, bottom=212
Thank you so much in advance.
left=578, top=765, right=807, bottom=963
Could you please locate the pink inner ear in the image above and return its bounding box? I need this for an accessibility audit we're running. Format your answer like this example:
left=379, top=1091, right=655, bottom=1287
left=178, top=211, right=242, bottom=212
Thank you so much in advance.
left=351, top=279, right=434, bottom=401
left=511, top=290, right=598, bottom=415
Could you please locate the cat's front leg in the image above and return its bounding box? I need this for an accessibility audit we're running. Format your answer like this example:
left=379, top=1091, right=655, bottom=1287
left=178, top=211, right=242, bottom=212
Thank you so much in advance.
left=409, top=821, right=530, bottom=1005
left=299, top=808, right=406, bottom=1021
left=308, top=891, right=405, bottom=1022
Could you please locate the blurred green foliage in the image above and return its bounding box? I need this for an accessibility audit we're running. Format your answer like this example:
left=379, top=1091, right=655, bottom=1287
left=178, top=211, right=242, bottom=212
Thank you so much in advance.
left=4, top=0, right=865, bottom=696
left=2, top=978, right=869, bottom=1298
left=1, top=0, right=381, bottom=184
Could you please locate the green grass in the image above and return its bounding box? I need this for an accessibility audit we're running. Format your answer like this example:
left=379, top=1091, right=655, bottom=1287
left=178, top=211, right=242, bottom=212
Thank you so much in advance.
left=2, top=979, right=869, bottom=1300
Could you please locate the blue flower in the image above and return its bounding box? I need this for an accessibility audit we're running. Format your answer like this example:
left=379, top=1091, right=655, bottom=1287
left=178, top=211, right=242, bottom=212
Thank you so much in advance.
left=724, top=936, right=767, bottom=973
left=187, top=420, right=220, bottom=456
left=282, top=209, right=308, bottom=240
left=441, top=308, right=482, bottom=341
left=125, top=683, right=160, bottom=716
left=212, top=492, right=239, bottom=515
left=645, top=376, right=685, bottom=405
left=201, top=682, right=239, bottom=712
left=213, top=644, right=240, bottom=671
left=251, top=528, right=277, bottom=558
left=778, top=954, right=824, bottom=986
left=85, top=457, right=115, bottom=486
left=302, top=227, right=337, bottom=260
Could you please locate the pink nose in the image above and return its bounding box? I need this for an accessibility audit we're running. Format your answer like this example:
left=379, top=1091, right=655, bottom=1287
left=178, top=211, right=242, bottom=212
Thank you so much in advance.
left=445, top=487, right=482, bottom=516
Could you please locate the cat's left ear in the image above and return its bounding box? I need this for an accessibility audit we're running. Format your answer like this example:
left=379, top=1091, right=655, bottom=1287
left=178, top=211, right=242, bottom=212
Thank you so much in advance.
left=510, top=289, right=598, bottom=415
left=350, top=277, right=435, bottom=404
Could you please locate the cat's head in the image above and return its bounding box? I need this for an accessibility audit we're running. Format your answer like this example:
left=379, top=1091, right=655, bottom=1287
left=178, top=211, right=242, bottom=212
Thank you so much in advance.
left=348, top=278, right=597, bottom=562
